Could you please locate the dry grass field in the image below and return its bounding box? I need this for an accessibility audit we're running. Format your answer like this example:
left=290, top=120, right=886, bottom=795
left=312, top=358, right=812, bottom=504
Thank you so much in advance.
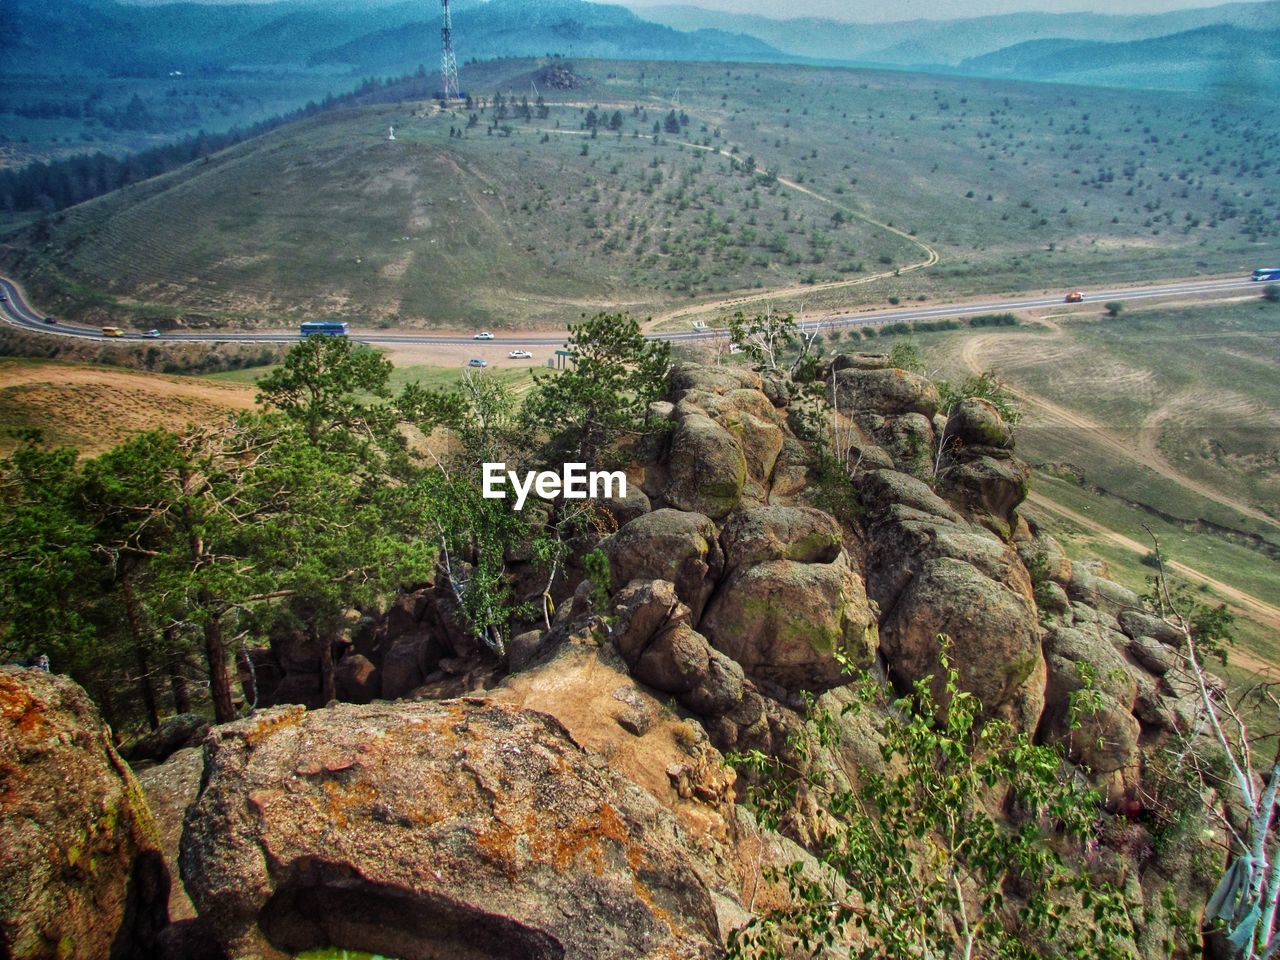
left=0, top=358, right=257, bottom=456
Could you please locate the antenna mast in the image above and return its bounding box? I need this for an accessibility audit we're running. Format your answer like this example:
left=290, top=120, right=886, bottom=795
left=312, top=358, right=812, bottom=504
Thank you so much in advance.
left=440, top=0, right=460, bottom=101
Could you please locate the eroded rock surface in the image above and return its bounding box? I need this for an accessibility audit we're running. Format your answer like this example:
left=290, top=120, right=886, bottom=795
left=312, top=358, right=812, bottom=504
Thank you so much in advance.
left=1, top=667, right=169, bottom=960
left=181, top=699, right=726, bottom=960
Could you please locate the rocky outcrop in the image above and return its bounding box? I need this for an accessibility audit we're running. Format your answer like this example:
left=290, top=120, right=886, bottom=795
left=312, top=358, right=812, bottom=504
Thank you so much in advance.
left=604, top=508, right=724, bottom=621
left=1, top=667, right=169, bottom=960
left=701, top=553, right=878, bottom=693
left=181, top=699, right=726, bottom=960
left=830, top=366, right=941, bottom=418
left=662, top=364, right=789, bottom=516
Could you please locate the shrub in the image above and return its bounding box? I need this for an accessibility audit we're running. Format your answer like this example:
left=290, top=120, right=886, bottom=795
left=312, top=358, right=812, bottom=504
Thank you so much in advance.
left=728, top=639, right=1130, bottom=960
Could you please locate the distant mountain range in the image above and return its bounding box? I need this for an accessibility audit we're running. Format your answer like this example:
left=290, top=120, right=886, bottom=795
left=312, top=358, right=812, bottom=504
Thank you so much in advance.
left=7, top=0, right=1278, bottom=94
left=958, top=24, right=1280, bottom=93
left=5, top=0, right=787, bottom=76
left=309, top=0, right=786, bottom=74
left=633, top=1, right=1280, bottom=67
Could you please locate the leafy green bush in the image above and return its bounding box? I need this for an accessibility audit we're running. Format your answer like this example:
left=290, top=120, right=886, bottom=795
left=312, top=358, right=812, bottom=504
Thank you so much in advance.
left=938, top=370, right=1022, bottom=425
left=728, top=639, right=1130, bottom=960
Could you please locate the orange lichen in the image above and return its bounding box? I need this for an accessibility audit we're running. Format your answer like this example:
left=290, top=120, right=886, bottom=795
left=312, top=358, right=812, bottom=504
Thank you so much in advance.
left=240, top=706, right=305, bottom=747
left=0, top=676, right=48, bottom=737
left=319, top=778, right=378, bottom=830
left=532, top=802, right=631, bottom=876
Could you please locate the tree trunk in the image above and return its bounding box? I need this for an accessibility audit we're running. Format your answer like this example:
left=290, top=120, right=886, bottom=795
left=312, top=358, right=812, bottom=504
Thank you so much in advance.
left=203, top=610, right=235, bottom=724
left=317, top=629, right=336, bottom=706
left=165, top=626, right=192, bottom=714
left=237, top=643, right=258, bottom=711
left=168, top=651, right=191, bottom=714
left=133, top=642, right=160, bottom=731
left=120, top=569, right=160, bottom=730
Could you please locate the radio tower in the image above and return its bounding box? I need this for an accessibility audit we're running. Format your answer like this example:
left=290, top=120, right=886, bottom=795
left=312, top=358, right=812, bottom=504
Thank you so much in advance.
left=440, top=0, right=460, bottom=101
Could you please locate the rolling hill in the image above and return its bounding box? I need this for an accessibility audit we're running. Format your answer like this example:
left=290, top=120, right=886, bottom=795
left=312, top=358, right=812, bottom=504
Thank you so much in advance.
left=958, top=25, right=1280, bottom=94
left=633, top=0, right=1280, bottom=69
left=4, top=57, right=1277, bottom=332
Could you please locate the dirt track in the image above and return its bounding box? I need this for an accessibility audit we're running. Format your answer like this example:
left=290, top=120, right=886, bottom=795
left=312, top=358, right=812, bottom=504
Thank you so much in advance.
left=958, top=325, right=1280, bottom=532
left=1027, top=493, right=1280, bottom=676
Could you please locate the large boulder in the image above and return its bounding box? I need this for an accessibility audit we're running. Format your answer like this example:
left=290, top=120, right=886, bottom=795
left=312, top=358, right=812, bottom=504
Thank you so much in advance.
left=878, top=557, right=1045, bottom=730
left=701, top=553, right=879, bottom=693
left=181, top=700, right=723, bottom=960
left=829, top=367, right=942, bottom=418
left=124, top=712, right=210, bottom=765
left=939, top=453, right=1031, bottom=540
left=859, top=469, right=963, bottom=524
left=946, top=397, right=1014, bottom=449
left=719, top=505, right=843, bottom=569
left=668, top=362, right=762, bottom=395
left=664, top=414, right=747, bottom=519
left=678, top=389, right=787, bottom=500
left=605, top=509, right=724, bottom=621
left=333, top=653, right=380, bottom=704
left=0, top=668, right=169, bottom=960
left=1068, top=566, right=1143, bottom=616
left=137, top=747, right=205, bottom=922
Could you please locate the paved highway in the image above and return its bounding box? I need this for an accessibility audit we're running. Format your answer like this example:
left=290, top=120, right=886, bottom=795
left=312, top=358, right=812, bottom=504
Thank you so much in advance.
left=0, top=273, right=1260, bottom=348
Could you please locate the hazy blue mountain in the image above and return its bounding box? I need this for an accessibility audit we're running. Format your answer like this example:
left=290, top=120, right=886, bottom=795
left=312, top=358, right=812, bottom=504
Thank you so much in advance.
left=308, top=0, right=786, bottom=72
left=633, top=1, right=1280, bottom=67
left=958, top=24, right=1280, bottom=93
left=5, top=0, right=785, bottom=76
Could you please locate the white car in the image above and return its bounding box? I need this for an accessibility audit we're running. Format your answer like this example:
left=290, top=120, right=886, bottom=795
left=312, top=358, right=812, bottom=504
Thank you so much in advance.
left=467, top=357, right=488, bottom=368
left=143, top=329, right=161, bottom=338
left=508, top=349, right=532, bottom=359
left=474, top=331, right=495, bottom=340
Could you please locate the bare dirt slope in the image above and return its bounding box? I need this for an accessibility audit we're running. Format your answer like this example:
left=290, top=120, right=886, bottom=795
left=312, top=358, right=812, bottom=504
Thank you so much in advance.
left=0, top=360, right=257, bottom=456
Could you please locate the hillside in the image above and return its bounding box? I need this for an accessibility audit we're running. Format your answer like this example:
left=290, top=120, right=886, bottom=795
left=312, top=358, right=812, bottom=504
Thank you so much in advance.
left=309, top=0, right=786, bottom=74
left=0, top=358, right=257, bottom=455
left=6, top=57, right=1277, bottom=331
left=959, top=24, right=1280, bottom=93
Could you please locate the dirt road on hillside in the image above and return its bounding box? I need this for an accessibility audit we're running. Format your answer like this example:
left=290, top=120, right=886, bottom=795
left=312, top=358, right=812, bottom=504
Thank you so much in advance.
left=958, top=327, right=1280, bottom=532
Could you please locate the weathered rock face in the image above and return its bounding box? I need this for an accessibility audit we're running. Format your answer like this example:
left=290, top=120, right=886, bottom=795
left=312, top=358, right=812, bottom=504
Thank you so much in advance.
left=136, top=748, right=205, bottom=922
left=665, top=413, right=748, bottom=519
left=830, top=367, right=941, bottom=418
left=857, top=467, right=1044, bottom=730
left=701, top=554, right=878, bottom=693
left=0, top=667, right=169, bottom=960
left=604, top=508, right=724, bottom=621
left=181, top=699, right=725, bottom=960
left=661, top=365, right=791, bottom=517
left=948, top=397, right=1014, bottom=449
left=879, top=557, right=1045, bottom=730
left=719, top=505, right=843, bottom=568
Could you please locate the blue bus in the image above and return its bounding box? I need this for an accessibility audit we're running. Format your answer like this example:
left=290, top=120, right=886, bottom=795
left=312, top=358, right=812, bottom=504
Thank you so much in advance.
left=300, top=321, right=349, bottom=337
left=1251, top=268, right=1280, bottom=282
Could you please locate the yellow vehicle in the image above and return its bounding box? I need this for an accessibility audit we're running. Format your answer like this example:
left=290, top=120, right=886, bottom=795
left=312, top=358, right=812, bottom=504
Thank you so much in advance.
left=101, top=326, right=123, bottom=337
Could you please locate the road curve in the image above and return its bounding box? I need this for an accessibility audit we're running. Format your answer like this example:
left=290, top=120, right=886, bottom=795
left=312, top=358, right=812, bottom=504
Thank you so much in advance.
left=0, top=273, right=1261, bottom=350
